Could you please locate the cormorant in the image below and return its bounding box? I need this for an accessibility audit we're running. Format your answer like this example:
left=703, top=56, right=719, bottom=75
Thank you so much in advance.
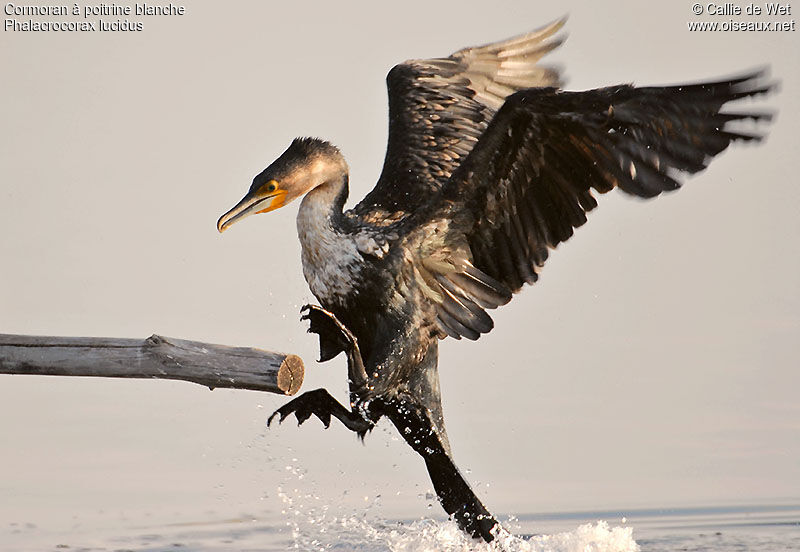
left=217, top=19, right=773, bottom=542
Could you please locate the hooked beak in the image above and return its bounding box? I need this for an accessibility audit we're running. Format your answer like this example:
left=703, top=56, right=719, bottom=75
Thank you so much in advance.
left=217, top=185, right=288, bottom=233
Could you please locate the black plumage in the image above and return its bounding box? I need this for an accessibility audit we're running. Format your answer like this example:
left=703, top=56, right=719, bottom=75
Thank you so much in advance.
left=217, top=18, right=773, bottom=542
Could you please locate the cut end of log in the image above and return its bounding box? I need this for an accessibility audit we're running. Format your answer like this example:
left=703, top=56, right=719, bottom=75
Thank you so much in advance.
left=277, top=354, right=304, bottom=395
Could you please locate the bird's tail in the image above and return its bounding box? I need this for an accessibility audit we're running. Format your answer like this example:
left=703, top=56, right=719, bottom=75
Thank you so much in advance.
left=384, top=391, right=499, bottom=542
left=383, top=344, right=499, bottom=542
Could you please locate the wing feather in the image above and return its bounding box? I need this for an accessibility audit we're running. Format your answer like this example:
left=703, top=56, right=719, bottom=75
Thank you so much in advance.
left=408, top=70, right=773, bottom=341
left=352, top=19, right=566, bottom=221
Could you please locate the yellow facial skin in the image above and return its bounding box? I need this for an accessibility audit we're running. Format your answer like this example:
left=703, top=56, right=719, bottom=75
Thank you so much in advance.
left=256, top=181, right=288, bottom=214
left=217, top=180, right=287, bottom=233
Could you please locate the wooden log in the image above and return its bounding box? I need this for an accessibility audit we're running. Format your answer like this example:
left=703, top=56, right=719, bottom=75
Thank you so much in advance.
left=0, top=333, right=304, bottom=395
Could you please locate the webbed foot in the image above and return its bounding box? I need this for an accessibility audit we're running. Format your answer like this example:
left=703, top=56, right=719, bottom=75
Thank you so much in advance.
left=301, top=304, right=354, bottom=362
left=300, top=305, right=368, bottom=389
left=267, top=388, right=373, bottom=435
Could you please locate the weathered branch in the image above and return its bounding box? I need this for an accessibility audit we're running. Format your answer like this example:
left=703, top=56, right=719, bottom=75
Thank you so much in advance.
left=0, top=333, right=304, bottom=395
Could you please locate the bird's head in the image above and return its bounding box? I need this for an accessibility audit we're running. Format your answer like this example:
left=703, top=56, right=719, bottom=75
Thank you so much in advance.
left=217, top=137, right=346, bottom=233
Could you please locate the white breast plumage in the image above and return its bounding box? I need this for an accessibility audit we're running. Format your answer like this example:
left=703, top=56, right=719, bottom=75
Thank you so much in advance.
left=298, top=183, right=378, bottom=306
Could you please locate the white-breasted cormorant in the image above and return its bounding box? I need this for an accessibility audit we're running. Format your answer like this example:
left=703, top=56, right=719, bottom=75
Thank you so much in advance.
left=217, top=19, right=773, bottom=542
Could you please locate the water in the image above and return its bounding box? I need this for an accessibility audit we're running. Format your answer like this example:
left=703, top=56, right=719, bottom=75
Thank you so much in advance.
left=518, top=504, right=800, bottom=552
left=3, top=503, right=798, bottom=551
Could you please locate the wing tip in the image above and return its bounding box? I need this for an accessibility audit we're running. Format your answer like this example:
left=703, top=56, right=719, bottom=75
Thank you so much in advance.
left=463, top=15, right=569, bottom=57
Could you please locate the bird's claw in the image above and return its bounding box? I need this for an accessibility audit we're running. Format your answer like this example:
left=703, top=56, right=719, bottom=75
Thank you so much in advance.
left=267, top=388, right=374, bottom=435
left=267, top=389, right=333, bottom=429
left=300, top=304, right=360, bottom=362
left=301, top=304, right=357, bottom=342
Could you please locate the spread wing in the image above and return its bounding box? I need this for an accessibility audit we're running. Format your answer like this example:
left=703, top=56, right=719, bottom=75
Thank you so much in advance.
left=406, top=71, right=773, bottom=340
left=352, top=18, right=566, bottom=223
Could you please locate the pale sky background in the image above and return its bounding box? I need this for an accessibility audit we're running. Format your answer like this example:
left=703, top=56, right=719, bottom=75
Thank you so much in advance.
left=1, top=0, right=798, bottom=544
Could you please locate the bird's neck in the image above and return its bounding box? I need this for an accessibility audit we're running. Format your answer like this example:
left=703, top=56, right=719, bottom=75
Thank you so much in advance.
left=296, top=171, right=360, bottom=306
left=297, top=171, right=349, bottom=232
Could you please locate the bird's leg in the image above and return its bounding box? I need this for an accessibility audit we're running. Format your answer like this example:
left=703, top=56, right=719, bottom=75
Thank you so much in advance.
left=300, top=304, right=368, bottom=391
left=268, top=307, right=373, bottom=437
left=383, top=393, right=500, bottom=543
left=267, top=388, right=373, bottom=437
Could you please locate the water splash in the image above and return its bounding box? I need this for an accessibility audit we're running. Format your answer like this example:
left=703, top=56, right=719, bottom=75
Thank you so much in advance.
left=271, top=454, right=638, bottom=551
left=284, top=510, right=639, bottom=552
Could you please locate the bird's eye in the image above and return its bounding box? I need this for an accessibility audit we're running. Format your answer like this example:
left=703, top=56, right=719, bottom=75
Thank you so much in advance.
left=266, top=182, right=277, bottom=192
